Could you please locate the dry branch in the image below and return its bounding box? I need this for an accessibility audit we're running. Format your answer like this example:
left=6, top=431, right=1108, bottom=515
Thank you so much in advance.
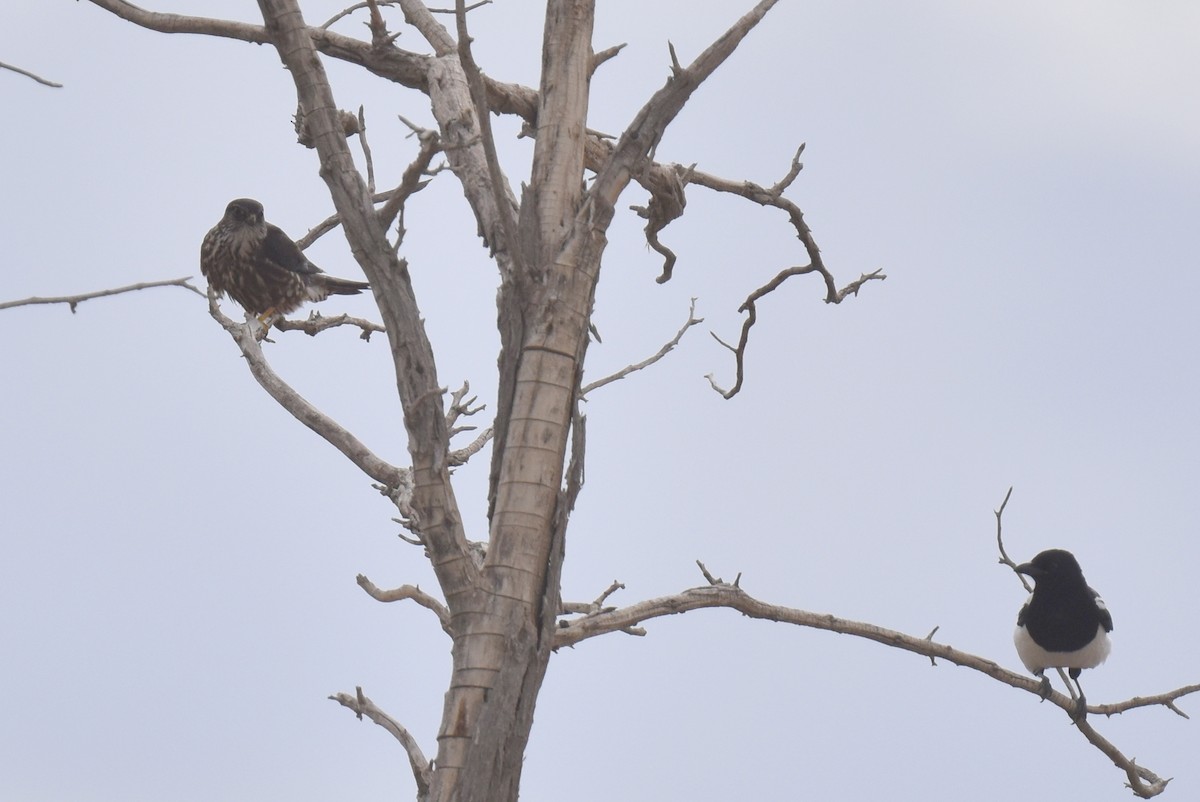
left=560, top=580, right=626, bottom=616
left=445, top=382, right=484, bottom=432
left=444, top=382, right=493, bottom=465
left=0, top=276, right=202, bottom=312
left=356, top=573, right=452, bottom=634
left=319, top=1, right=399, bottom=31
left=0, top=60, right=63, bottom=88
left=272, top=311, right=385, bottom=340
left=83, top=1, right=873, bottom=404
left=453, top=0, right=520, bottom=264
left=687, top=151, right=886, bottom=398
left=207, top=290, right=408, bottom=489
left=329, top=687, right=432, bottom=797
left=554, top=562, right=1191, bottom=797
left=257, top=0, right=480, bottom=611
left=448, top=426, right=492, bottom=467
left=581, top=299, right=703, bottom=395
left=378, top=126, right=442, bottom=247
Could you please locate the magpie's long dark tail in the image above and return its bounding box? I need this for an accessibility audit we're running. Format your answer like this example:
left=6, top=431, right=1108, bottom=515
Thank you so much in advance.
left=319, top=276, right=371, bottom=296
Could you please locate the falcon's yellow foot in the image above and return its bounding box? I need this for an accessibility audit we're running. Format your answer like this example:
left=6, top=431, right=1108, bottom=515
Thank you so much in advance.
left=254, top=309, right=280, bottom=341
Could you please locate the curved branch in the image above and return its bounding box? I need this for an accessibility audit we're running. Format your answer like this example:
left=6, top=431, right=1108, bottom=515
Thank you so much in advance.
left=0, top=276, right=203, bottom=312
left=329, top=687, right=431, bottom=798
left=356, top=574, right=452, bottom=635
left=689, top=149, right=885, bottom=399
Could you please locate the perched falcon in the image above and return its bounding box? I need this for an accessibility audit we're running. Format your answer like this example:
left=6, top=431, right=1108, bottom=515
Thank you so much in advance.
left=200, top=198, right=369, bottom=318
left=1014, top=548, right=1112, bottom=718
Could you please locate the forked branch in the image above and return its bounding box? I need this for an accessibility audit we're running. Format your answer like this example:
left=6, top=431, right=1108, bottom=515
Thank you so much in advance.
left=691, top=150, right=886, bottom=398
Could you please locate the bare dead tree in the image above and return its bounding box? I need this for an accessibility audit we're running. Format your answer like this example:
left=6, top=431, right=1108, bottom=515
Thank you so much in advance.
left=8, top=2, right=1195, bottom=800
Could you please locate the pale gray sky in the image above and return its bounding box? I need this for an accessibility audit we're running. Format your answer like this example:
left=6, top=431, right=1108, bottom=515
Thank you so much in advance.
left=3, top=2, right=1199, bottom=800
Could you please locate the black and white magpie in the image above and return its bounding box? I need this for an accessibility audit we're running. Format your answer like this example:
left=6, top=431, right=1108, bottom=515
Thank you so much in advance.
left=1013, top=548, right=1113, bottom=717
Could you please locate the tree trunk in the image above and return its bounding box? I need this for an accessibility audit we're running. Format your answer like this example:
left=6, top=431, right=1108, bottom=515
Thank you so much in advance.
left=432, top=3, right=597, bottom=800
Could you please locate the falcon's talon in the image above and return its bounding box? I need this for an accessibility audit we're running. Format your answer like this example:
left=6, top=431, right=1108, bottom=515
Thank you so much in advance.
left=200, top=198, right=370, bottom=319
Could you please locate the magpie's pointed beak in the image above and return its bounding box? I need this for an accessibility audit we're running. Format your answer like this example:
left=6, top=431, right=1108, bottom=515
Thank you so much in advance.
left=1015, top=562, right=1043, bottom=579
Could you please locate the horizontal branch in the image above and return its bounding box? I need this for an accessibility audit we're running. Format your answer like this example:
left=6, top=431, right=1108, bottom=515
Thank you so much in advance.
left=272, top=311, right=385, bottom=340
left=1094, top=686, right=1200, bottom=719
left=554, top=562, right=1193, bottom=798
left=329, top=686, right=431, bottom=797
left=0, top=276, right=203, bottom=312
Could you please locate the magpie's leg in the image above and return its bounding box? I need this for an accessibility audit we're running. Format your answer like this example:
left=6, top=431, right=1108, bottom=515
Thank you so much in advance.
left=1035, top=673, right=1052, bottom=701
left=1070, top=669, right=1087, bottom=720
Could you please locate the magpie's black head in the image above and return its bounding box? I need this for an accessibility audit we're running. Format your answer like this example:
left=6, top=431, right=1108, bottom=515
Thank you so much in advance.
left=1016, top=548, right=1084, bottom=584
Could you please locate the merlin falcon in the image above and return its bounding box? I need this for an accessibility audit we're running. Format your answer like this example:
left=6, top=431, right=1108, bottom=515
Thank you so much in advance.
left=200, top=198, right=369, bottom=318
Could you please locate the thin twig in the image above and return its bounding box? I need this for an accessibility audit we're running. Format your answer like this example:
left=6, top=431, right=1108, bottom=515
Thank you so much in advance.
left=319, top=1, right=399, bottom=30
left=581, top=299, right=703, bottom=395
left=0, top=60, right=63, bottom=88
left=358, top=105, right=376, bottom=193
left=993, top=486, right=1033, bottom=592
left=0, top=276, right=204, bottom=312
left=427, top=0, right=491, bottom=13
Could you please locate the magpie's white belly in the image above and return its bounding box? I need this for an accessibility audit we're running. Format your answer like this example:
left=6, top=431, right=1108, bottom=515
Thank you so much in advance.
left=1014, top=624, right=1111, bottom=673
